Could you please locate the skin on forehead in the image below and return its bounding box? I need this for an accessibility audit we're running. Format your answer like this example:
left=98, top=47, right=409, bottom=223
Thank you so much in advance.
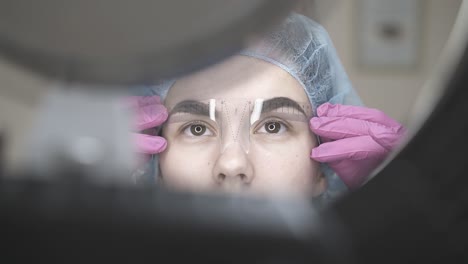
left=164, top=55, right=310, bottom=108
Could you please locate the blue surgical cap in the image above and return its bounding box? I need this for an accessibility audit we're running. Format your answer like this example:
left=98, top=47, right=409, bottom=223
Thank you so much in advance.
left=240, top=13, right=362, bottom=111
left=134, top=13, right=363, bottom=201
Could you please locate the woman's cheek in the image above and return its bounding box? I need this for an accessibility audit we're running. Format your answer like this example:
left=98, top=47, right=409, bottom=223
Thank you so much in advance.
left=249, top=134, right=318, bottom=195
left=159, top=140, right=218, bottom=191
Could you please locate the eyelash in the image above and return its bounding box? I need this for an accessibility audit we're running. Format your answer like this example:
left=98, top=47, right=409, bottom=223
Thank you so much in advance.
left=179, top=117, right=291, bottom=137
left=180, top=121, right=216, bottom=137
left=254, top=117, right=291, bottom=134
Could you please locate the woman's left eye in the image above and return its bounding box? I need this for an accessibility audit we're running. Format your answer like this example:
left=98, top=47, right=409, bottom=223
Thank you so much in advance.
left=256, top=121, right=287, bottom=134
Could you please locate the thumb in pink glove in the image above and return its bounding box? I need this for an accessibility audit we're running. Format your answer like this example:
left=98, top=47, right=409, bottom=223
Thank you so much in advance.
left=309, top=103, right=406, bottom=190
left=126, top=96, right=168, bottom=155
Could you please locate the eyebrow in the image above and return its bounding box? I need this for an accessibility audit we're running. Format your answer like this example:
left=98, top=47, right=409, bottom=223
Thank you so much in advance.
left=169, top=97, right=308, bottom=117
left=261, top=97, right=307, bottom=116
left=170, top=100, right=211, bottom=116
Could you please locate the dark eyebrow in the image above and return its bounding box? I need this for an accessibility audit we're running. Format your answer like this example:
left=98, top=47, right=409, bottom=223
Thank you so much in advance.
left=169, top=100, right=210, bottom=116
left=261, top=97, right=307, bottom=116
left=170, top=97, right=308, bottom=117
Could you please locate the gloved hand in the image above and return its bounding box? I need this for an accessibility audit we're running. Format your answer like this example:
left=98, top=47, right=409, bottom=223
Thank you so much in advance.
left=127, top=96, right=168, bottom=155
left=309, top=103, right=406, bottom=190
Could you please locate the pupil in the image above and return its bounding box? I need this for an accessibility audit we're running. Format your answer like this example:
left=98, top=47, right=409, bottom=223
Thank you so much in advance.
left=266, top=122, right=280, bottom=133
left=191, top=125, right=205, bottom=135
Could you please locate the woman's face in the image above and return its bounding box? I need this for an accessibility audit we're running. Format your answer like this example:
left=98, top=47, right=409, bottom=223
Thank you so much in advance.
left=159, top=55, right=325, bottom=198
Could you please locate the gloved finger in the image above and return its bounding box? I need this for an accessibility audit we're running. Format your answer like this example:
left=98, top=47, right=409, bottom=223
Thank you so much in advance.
left=370, top=126, right=406, bottom=151
left=317, top=103, right=402, bottom=128
left=124, top=96, right=168, bottom=130
left=133, top=133, right=167, bottom=154
left=135, top=101, right=168, bottom=130
left=125, top=96, right=163, bottom=108
left=325, top=158, right=377, bottom=190
left=310, top=135, right=387, bottom=163
left=310, top=116, right=400, bottom=141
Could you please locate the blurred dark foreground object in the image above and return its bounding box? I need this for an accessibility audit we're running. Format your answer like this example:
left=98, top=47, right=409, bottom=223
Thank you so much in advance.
left=0, top=178, right=351, bottom=264
left=0, top=0, right=295, bottom=85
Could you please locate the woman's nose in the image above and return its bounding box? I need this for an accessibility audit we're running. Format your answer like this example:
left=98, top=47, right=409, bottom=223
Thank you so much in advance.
left=212, top=144, right=254, bottom=187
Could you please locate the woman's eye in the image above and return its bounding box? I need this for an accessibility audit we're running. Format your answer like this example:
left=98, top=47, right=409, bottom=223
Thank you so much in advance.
left=257, top=121, right=287, bottom=134
left=183, top=124, right=213, bottom=137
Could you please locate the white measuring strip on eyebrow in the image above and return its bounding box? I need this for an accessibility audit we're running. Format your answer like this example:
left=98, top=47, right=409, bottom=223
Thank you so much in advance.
left=209, top=99, right=216, bottom=122
left=250, top=98, right=264, bottom=125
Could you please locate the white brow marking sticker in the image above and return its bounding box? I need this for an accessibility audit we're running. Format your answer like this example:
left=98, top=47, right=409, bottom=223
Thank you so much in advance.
left=250, top=98, right=264, bottom=125
left=209, top=99, right=216, bottom=122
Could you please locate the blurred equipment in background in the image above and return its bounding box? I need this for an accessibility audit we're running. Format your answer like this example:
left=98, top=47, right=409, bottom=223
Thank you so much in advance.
left=355, top=0, right=423, bottom=69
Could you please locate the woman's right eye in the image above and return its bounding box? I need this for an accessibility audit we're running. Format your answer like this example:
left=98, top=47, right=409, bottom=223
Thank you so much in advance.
left=183, top=123, right=214, bottom=137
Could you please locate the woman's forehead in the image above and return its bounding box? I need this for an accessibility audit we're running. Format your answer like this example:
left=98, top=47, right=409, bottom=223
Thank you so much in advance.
left=165, top=55, right=309, bottom=105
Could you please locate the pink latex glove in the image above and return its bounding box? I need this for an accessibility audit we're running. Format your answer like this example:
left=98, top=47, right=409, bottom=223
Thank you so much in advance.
left=126, top=96, right=168, bottom=155
left=310, top=103, right=406, bottom=190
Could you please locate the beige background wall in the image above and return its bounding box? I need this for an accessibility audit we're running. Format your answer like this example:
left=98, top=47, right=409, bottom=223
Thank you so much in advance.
left=297, top=0, right=462, bottom=125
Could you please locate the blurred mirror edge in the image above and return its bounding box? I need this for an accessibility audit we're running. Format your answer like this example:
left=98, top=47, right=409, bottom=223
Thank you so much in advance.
left=407, top=0, right=468, bottom=132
